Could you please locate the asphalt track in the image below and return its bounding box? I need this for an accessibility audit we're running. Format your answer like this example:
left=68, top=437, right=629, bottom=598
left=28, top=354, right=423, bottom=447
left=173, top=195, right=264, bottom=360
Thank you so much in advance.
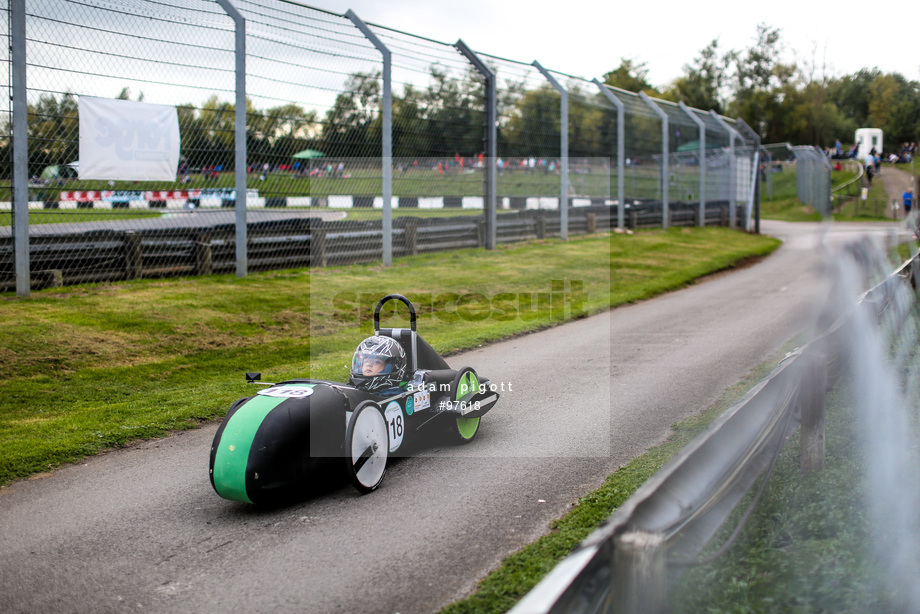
left=0, top=220, right=905, bottom=614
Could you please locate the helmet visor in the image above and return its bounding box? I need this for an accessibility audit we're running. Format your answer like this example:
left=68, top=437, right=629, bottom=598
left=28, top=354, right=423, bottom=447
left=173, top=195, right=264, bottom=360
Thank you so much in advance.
left=352, top=352, right=392, bottom=377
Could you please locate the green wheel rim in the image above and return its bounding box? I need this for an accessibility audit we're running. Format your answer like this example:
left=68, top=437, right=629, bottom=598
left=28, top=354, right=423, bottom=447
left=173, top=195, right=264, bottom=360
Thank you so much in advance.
left=455, top=370, right=480, bottom=440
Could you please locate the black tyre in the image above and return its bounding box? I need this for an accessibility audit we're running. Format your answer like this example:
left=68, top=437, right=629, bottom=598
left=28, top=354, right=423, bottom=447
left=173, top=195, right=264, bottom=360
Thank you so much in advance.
left=345, top=401, right=389, bottom=493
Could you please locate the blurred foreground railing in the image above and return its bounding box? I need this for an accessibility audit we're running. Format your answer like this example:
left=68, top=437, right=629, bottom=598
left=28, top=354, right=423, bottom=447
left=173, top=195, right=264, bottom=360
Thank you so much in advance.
left=511, top=241, right=919, bottom=614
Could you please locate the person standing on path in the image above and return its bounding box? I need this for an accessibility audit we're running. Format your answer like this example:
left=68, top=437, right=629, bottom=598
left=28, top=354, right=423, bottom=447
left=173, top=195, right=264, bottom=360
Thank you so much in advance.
left=904, top=187, right=916, bottom=237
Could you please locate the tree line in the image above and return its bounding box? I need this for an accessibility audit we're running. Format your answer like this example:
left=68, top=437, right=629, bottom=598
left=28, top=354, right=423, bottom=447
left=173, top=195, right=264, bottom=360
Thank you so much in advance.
left=631, top=23, right=919, bottom=149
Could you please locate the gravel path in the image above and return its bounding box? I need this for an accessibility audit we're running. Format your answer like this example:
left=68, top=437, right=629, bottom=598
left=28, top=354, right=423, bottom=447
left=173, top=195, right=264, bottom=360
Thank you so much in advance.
left=878, top=164, right=917, bottom=219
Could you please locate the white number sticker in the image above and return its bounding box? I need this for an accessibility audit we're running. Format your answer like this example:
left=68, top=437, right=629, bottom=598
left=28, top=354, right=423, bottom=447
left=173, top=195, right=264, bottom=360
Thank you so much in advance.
left=413, top=390, right=431, bottom=411
left=257, top=386, right=314, bottom=398
left=385, top=401, right=404, bottom=452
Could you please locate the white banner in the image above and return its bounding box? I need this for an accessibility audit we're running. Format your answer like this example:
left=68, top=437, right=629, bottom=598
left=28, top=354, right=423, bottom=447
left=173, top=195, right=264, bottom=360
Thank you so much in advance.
left=78, top=97, right=180, bottom=181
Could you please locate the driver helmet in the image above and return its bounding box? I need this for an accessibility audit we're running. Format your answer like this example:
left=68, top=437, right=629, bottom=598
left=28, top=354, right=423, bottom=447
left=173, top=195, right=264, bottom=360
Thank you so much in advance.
left=350, top=335, right=407, bottom=391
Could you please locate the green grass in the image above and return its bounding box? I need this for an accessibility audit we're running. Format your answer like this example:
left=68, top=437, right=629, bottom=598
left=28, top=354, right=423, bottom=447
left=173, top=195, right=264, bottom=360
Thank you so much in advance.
left=831, top=166, right=892, bottom=221
left=0, top=209, right=164, bottom=226
left=760, top=162, right=893, bottom=222
left=0, top=228, right=778, bottom=487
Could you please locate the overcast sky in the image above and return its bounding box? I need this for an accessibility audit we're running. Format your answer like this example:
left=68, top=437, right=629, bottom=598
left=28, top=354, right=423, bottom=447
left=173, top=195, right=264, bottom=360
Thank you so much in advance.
left=304, top=0, right=920, bottom=86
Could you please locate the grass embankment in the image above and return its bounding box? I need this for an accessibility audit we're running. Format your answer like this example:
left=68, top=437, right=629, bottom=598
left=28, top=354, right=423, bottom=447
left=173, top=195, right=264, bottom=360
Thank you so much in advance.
left=0, top=228, right=778, bottom=488
left=761, top=160, right=895, bottom=222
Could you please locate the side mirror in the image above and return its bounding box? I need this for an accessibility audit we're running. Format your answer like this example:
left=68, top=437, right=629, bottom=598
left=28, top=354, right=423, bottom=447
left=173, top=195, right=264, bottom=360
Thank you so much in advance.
left=246, top=372, right=261, bottom=383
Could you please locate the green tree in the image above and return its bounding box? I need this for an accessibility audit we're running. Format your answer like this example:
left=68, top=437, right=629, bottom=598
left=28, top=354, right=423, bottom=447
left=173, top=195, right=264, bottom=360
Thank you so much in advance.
left=567, top=81, right=609, bottom=158
left=321, top=71, right=381, bottom=158
left=502, top=84, right=559, bottom=158
left=26, top=92, right=79, bottom=174
left=827, top=69, right=920, bottom=147
left=664, top=39, right=730, bottom=113
left=602, top=58, right=656, bottom=94
left=728, top=23, right=796, bottom=142
left=415, top=65, right=484, bottom=158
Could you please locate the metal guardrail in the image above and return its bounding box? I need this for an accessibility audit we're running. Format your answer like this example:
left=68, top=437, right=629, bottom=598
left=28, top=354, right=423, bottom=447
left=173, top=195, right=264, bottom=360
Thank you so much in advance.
left=511, top=242, right=919, bottom=614
left=0, top=202, right=734, bottom=291
left=831, top=160, right=865, bottom=194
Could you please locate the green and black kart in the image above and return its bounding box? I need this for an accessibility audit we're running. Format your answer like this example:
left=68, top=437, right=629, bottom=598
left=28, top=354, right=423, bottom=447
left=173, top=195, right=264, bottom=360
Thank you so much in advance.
left=209, top=294, right=500, bottom=504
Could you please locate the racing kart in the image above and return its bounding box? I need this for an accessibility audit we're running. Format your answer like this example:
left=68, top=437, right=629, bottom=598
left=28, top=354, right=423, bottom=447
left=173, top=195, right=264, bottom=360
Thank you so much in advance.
left=209, top=294, right=500, bottom=504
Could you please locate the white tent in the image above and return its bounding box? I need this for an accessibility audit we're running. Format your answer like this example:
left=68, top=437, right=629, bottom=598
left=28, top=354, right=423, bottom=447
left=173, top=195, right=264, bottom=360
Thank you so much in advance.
left=854, top=128, right=883, bottom=161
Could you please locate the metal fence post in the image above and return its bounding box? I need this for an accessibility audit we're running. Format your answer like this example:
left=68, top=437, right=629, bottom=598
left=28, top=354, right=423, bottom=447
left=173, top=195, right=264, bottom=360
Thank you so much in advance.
left=455, top=40, right=496, bottom=250
left=735, top=118, right=762, bottom=233
left=346, top=10, right=393, bottom=265
left=710, top=112, right=739, bottom=229
left=819, top=150, right=832, bottom=217
left=678, top=102, right=706, bottom=227
left=12, top=0, right=29, bottom=296
left=215, top=0, right=247, bottom=277
left=800, top=350, right=827, bottom=475
left=533, top=62, right=568, bottom=240
left=764, top=149, right=773, bottom=199
left=612, top=530, right=667, bottom=614
left=640, top=92, right=668, bottom=229
left=594, top=79, right=625, bottom=229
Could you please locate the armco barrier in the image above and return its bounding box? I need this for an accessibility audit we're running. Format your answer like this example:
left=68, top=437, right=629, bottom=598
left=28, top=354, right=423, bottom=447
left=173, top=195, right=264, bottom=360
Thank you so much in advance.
left=510, top=243, right=918, bottom=614
left=0, top=202, right=731, bottom=291
left=0, top=207, right=612, bottom=290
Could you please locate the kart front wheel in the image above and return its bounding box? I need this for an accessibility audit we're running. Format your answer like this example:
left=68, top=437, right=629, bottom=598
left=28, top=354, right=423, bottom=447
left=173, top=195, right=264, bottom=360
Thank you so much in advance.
left=345, top=401, right=389, bottom=494
left=448, top=367, right=481, bottom=444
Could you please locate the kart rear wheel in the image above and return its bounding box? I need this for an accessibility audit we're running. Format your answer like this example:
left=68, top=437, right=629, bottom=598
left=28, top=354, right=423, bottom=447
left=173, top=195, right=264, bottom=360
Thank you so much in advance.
left=345, top=401, right=389, bottom=494
left=448, top=367, right=481, bottom=444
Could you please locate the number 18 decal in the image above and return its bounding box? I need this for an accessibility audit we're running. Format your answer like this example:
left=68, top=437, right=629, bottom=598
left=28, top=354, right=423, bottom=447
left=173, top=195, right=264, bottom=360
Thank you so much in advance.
left=384, top=401, right=404, bottom=452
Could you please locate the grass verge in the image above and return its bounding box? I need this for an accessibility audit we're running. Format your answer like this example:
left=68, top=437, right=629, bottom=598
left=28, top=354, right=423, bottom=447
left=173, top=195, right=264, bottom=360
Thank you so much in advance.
left=760, top=162, right=891, bottom=222
left=0, top=227, right=778, bottom=488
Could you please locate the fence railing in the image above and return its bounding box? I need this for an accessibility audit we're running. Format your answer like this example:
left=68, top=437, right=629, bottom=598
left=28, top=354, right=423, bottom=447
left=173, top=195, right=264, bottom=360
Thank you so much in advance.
left=790, top=145, right=833, bottom=216
left=2, top=1, right=760, bottom=296
left=0, top=201, right=735, bottom=292
left=510, top=239, right=919, bottom=613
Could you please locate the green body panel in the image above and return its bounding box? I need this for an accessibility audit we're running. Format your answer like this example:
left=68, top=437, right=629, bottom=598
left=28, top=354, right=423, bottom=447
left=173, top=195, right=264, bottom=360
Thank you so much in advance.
left=212, top=394, right=287, bottom=503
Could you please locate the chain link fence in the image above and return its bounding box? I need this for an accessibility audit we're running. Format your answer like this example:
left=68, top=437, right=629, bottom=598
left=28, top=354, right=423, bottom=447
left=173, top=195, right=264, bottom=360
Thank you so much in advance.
left=2, top=0, right=760, bottom=295
left=790, top=146, right=832, bottom=216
